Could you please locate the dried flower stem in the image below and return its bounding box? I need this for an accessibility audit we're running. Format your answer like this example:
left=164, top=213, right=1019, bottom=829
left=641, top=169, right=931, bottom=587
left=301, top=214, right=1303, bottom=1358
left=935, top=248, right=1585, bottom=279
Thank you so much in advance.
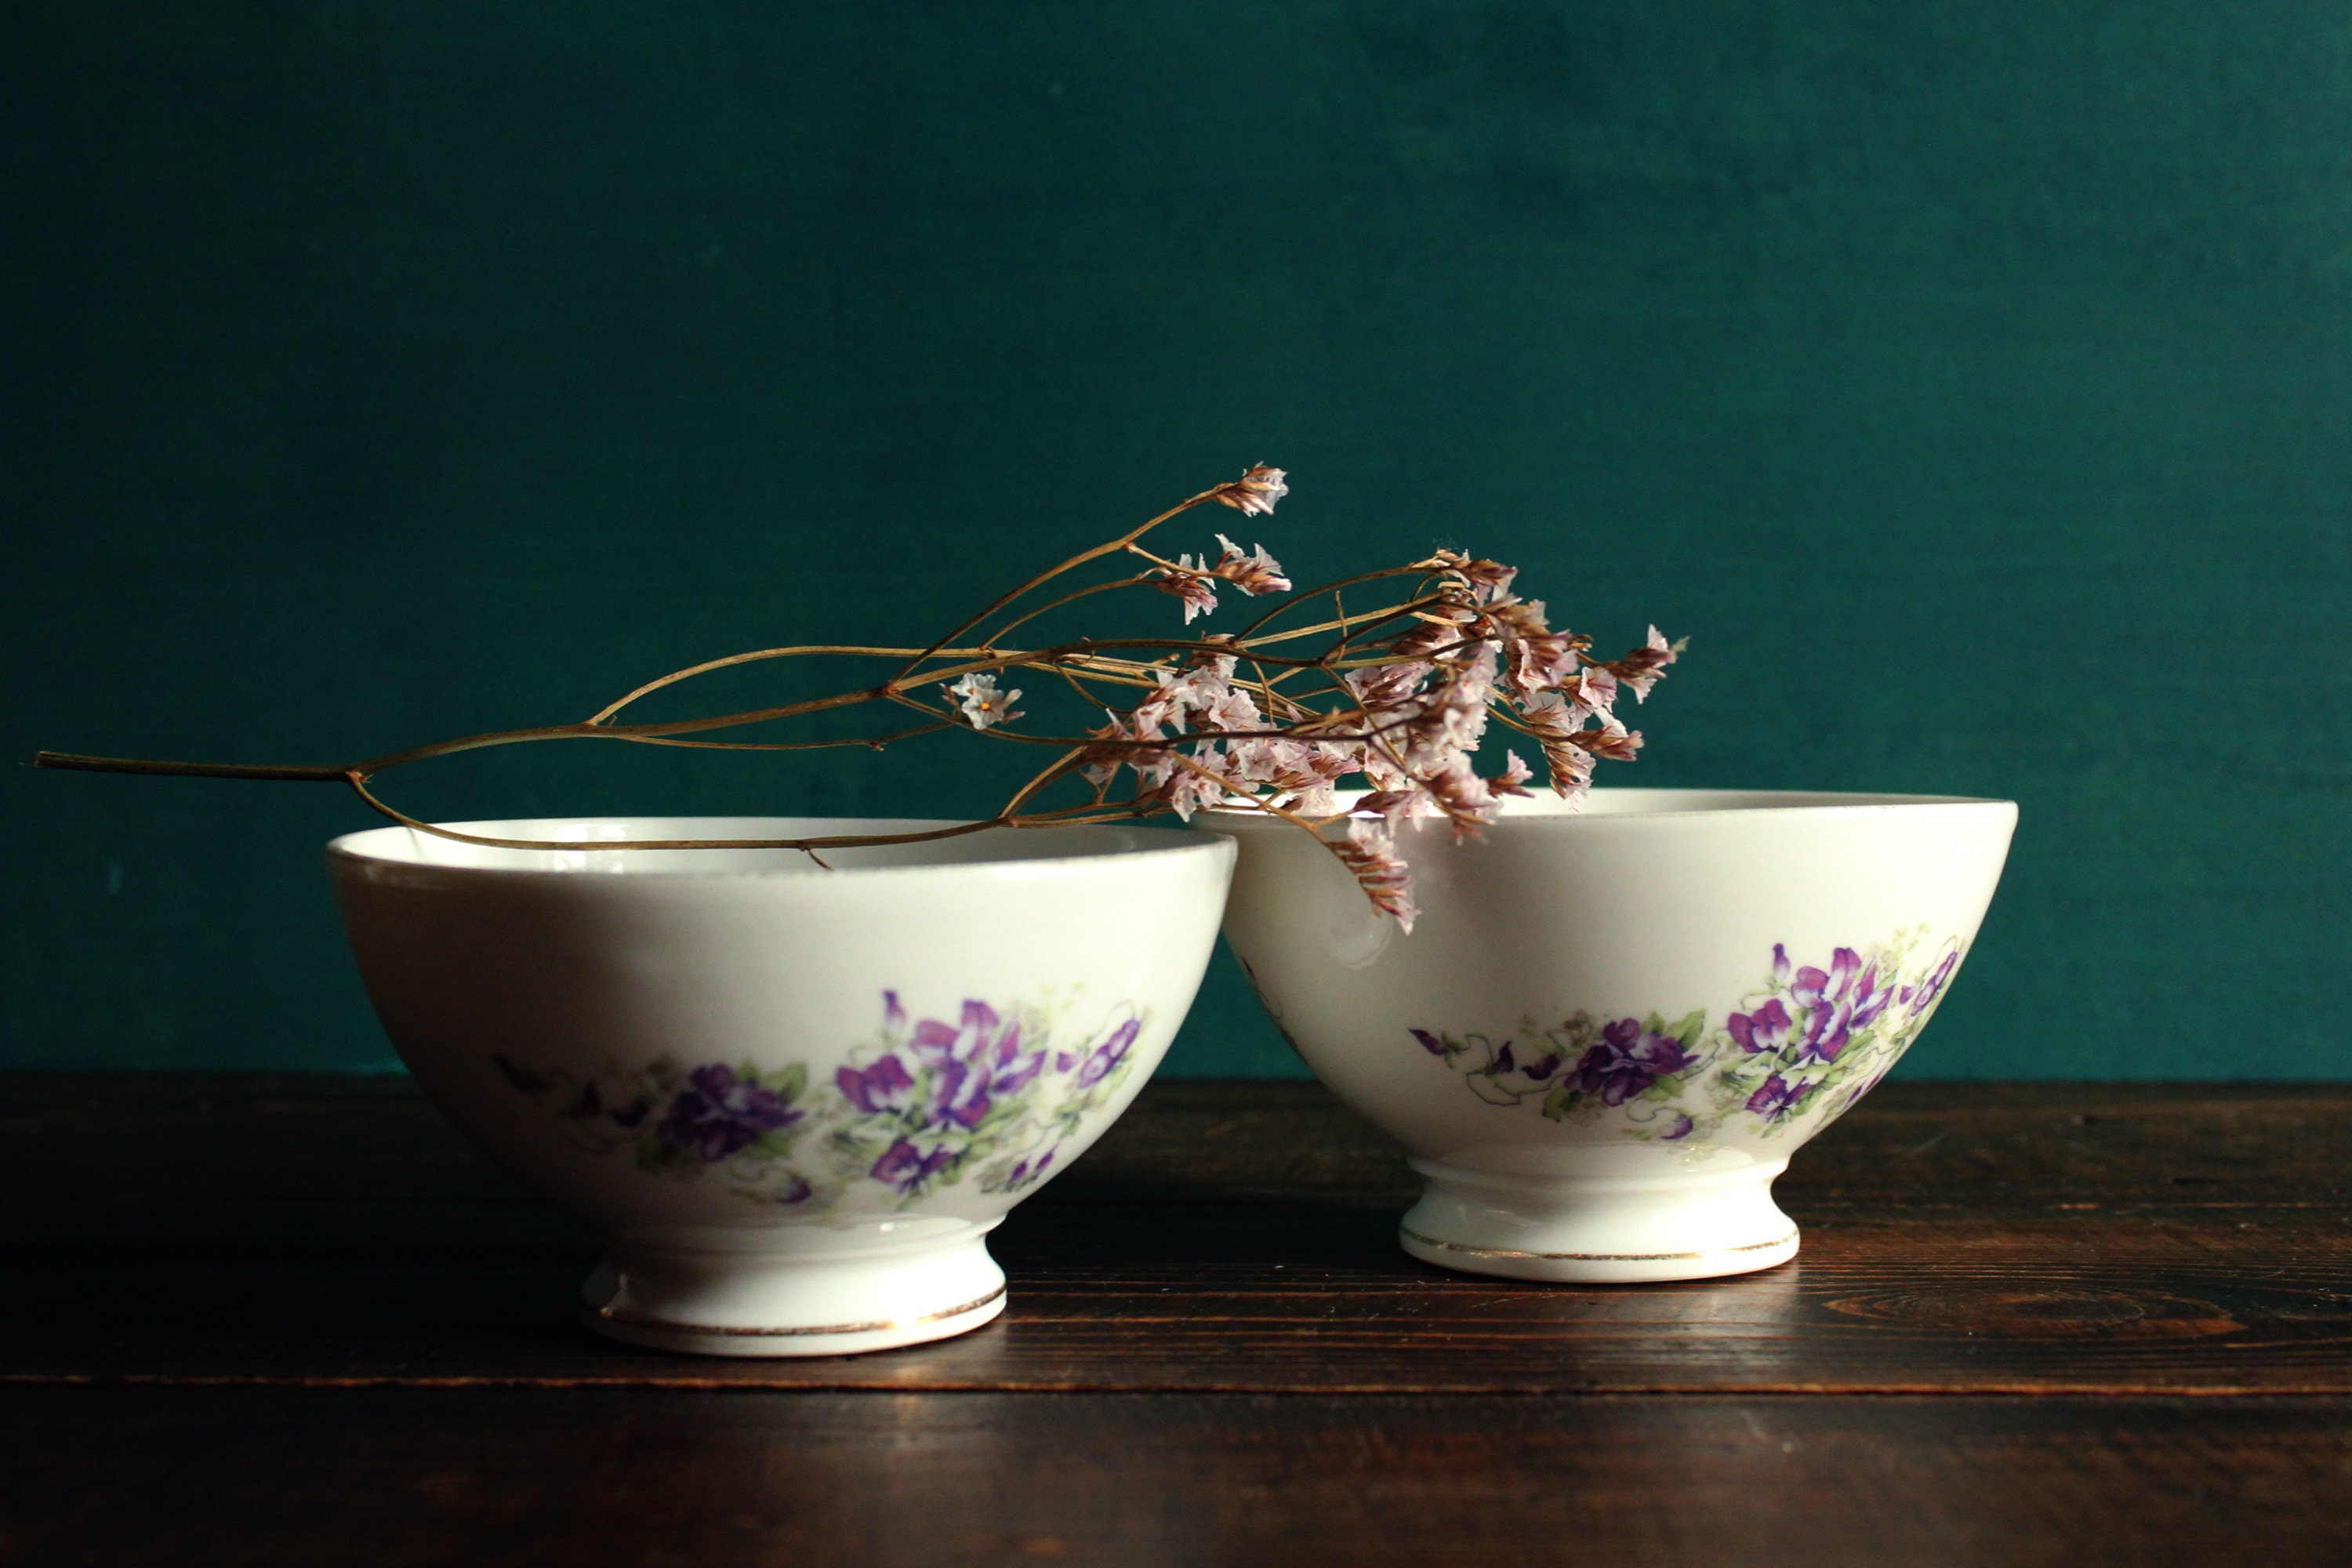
left=33, top=464, right=1678, bottom=927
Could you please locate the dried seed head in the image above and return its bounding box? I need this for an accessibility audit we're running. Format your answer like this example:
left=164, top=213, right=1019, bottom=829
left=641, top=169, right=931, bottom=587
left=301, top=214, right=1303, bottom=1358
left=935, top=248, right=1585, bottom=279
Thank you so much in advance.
left=1147, top=563, right=1220, bottom=623
left=1209, top=534, right=1291, bottom=596
left=1212, top=464, right=1290, bottom=517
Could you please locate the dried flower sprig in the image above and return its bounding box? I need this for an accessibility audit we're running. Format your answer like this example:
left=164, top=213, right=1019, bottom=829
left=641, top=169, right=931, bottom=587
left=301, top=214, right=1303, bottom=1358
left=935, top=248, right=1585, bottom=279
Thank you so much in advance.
left=34, top=465, right=1679, bottom=929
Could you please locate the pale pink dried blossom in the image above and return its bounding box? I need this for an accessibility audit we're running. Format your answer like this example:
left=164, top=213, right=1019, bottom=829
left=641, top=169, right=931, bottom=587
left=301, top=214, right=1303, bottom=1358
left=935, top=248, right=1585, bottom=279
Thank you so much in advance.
left=1201, top=686, right=1262, bottom=735
left=1335, top=818, right=1421, bottom=931
left=1421, top=754, right=1498, bottom=837
left=1148, top=562, right=1219, bottom=623
left=1078, top=713, right=1131, bottom=789
left=1161, top=760, right=1233, bottom=822
left=1345, top=659, right=1432, bottom=713
left=948, top=672, right=1022, bottom=730
left=1394, top=608, right=1479, bottom=662
left=1355, top=787, right=1440, bottom=833
left=1208, top=534, right=1291, bottom=597
left=1601, top=626, right=1684, bottom=702
left=1514, top=690, right=1602, bottom=800
left=1130, top=748, right=1180, bottom=792
left=1569, top=710, right=1643, bottom=762
left=1211, top=464, right=1290, bottom=517
left=61, top=462, right=1682, bottom=942
left=1571, top=666, right=1618, bottom=715
left=1286, top=779, right=1342, bottom=817
left=942, top=493, right=1669, bottom=922
left=1432, top=549, right=1520, bottom=604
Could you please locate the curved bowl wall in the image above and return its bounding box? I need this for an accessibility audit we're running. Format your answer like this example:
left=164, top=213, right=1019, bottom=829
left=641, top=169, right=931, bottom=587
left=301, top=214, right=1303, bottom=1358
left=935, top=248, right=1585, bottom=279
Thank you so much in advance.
left=1204, top=790, right=2015, bottom=1282
left=329, top=816, right=1235, bottom=1352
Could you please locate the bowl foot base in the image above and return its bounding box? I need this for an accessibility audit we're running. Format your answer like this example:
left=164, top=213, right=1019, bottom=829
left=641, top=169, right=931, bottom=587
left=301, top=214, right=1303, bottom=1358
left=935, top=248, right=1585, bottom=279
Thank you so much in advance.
left=579, top=1227, right=1007, bottom=1357
left=1399, top=1156, right=1798, bottom=1283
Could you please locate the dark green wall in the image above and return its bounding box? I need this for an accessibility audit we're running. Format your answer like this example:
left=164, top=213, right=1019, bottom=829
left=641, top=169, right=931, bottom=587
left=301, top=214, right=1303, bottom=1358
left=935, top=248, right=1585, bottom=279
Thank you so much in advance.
left=6, top=2, right=2348, bottom=1076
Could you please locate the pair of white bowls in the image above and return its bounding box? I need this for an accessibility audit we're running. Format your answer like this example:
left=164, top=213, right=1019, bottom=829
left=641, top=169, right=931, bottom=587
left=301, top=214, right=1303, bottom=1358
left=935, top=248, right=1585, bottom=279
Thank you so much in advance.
left=330, top=790, right=2014, bottom=1356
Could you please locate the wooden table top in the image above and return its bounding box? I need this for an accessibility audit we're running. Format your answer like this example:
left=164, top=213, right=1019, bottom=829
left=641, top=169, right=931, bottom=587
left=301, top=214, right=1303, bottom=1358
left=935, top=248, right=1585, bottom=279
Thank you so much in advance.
left=4, top=1075, right=2349, bottom=1566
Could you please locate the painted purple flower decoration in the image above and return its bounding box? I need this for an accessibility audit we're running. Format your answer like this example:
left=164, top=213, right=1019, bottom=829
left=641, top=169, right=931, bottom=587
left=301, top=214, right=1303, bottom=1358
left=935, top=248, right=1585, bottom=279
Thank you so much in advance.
left=772, top=1174, right=815, bottom=1205
left=1078, top=1018, right=1142, bottom=1088
left=1728, top=998, right=1791, bottom=1055
left=1410, top=936, right=1958, bottom=1141
left=906, top=999, right=1037, bottom=1131
left=1788, top=949, right=1895, bottom=1065
left=837, top=1054, right=915, bottom=1115
left=870, top=1138, right=956, bottom=1195
left=1492, top=1038, right=1564, bottom=1092
left=1745, top=1073, right=1809, bottom=1120
left=1003, top=1147, right=1058, bottom=1189
left=1566, top=1018, right=1697, bottom=1106
left=656, top=1065, right=802, bottom=1162
left=495, top=988, right=1152, bottom=1210
left=1791, top=949, right=1860, bottom=1011
left=1907, top=951, right=1958, bottom=1012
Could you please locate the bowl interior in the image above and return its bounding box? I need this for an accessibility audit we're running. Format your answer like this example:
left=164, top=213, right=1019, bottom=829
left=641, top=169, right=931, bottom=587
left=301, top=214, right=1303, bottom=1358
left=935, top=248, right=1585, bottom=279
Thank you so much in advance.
left=1496, top=788, right=2004, bottom=818
left=1210, top=786, right=2010, bottom=826
left=328, top=817, right=1214, bottom=877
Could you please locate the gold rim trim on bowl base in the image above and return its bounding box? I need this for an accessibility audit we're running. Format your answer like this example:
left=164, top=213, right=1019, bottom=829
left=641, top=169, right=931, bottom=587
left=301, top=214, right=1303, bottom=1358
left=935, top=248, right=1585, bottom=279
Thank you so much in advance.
left=1399, top=1225, right=1799, bottom=1263
left=579, top=1284, right=1008, bottom=1359
left=1397, top=1224, right=1801, bottom=1285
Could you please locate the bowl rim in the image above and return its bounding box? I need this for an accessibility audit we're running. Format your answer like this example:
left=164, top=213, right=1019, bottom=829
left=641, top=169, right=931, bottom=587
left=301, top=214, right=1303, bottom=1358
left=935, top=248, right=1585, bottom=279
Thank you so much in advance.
left=325, top=815, right=1236, bottom=882
left=1202, top=786, right=2018, bottom=828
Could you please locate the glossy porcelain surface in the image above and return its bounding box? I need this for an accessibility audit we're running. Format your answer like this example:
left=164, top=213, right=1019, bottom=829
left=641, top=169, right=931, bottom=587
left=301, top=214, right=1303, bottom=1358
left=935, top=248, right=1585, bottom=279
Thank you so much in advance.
left=329, top=817, right=1235, bottom=1355
left=1205, top=790, right=2016, bottom=1283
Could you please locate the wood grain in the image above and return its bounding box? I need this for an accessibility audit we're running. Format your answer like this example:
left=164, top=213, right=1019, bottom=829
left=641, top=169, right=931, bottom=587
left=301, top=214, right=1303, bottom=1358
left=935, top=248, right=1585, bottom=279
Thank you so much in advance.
left=6, top=1075, right=2350, bottom=1566
left=3, top=1386, right=2348, bottom=1568
left=2, top=1076, right=2347, bottom=1395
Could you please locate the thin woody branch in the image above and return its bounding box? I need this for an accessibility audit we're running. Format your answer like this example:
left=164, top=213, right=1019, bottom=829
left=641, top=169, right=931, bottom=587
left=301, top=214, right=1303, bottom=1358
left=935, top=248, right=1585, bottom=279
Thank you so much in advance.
left=31, top=463, right=1678, bottom=928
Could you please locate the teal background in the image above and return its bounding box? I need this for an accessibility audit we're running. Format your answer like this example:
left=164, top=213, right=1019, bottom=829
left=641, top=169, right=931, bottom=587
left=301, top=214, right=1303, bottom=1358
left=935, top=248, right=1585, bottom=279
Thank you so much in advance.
left=5, top=2, right=2347, bottom=1077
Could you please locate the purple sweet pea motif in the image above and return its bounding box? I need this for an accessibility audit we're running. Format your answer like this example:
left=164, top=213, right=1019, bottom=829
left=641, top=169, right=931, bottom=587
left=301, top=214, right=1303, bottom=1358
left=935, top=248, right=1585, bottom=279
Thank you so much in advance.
left=906, top=1000, right=1034, bottom=1131
left=1848, top=965, right=1894, bottom=1032
left=1002, top=1147, right=1058, bottom=1190
left=1411, top=935, right=1959, bottom=1142
left=492, top=989, right=1153, bottom=1211
left=1485, top=1037, right=1566, bottom=1097
left=1727, top=998, right=1791, bottom=1056
left=889, top=1001, right=1058, bottom=1133
left=870, top=1137, right=956, bottom=1195
left=836, top=1054, right=915, bottom=1116
left=656, top=1065, right=803, bottom=1162
left=830, top=993, right=1152, bottom=1203
left=1566, top=1018, right=1699, bottom=1106
left=1906, top=951, right=1958, bottom=1014
left=1790, top=950, right=1888, bottom=1065
left=1077, top=1018, right=1142, bottom=1088
left=772, top=1174, right=815, bottom=1206
left=1745, top=1073, right=1809, bottom=1120
left=1790, top=949, right=1859, bottom=1011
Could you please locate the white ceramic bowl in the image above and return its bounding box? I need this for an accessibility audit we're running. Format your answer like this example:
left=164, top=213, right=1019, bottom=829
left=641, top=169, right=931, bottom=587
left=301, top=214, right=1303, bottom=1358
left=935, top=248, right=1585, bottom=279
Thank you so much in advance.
left=1204, top=789, right=2016, bottom=1283
left=328, top=816, right=1235, bottom=1356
